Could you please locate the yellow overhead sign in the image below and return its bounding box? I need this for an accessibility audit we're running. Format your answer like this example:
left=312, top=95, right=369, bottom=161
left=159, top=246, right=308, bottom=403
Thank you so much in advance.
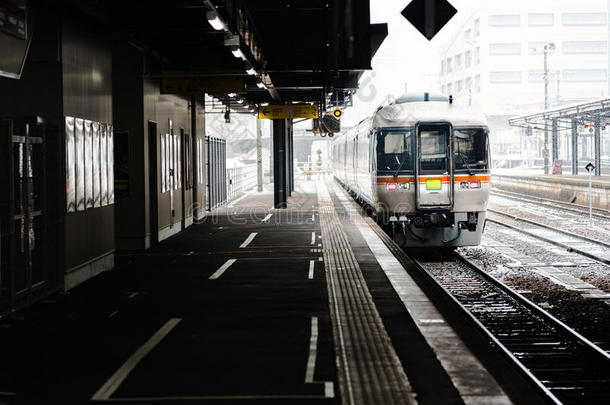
left=258, top=104, right=318, bottom=120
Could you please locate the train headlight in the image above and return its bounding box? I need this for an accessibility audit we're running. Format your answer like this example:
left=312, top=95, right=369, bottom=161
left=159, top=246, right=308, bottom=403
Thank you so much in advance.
left=386, top=183, right=398, bottom=191
left=398, top=183, right=410, bottom=190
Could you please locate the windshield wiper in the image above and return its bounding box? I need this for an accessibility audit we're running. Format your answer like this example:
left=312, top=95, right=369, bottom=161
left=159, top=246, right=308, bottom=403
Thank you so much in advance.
left=458, top=153, right=474, bottom=176
left=393, top=155, right=407, bottom=178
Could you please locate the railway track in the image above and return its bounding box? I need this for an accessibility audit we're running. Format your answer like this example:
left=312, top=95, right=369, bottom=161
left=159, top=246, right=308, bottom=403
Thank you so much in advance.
left=366, top=216, right=610, bottom=404
left=486, top=209, right=610, bottom=265
left=410, top=251, right=610, bottom=405
left=491, top=189, right=610, bottom=220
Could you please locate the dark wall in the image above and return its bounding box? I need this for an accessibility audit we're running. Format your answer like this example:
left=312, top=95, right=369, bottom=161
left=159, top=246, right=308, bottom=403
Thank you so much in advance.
left=143, top=72, right=191, bottom=234
left=61, top=14, right=114, bottom=270
left=0, top=6, right=64, bottom=288
left=112, top=42, right=146, bottom=249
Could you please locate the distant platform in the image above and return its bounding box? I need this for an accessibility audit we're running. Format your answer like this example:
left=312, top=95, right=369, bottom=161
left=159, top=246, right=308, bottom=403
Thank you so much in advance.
left=492, top=170, right=610, bottom=210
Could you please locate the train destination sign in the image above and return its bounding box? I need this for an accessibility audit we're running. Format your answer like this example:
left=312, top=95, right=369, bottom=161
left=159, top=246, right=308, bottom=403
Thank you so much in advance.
left=258, top=104, right=318, bottom=120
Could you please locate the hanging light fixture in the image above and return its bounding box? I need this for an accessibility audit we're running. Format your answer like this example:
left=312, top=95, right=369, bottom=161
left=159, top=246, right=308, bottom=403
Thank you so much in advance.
left=206, top=10, right=226, bottom=31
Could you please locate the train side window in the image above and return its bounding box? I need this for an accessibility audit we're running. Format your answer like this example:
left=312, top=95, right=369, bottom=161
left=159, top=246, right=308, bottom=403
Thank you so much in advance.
left=454, top=128, right=489, bottom=173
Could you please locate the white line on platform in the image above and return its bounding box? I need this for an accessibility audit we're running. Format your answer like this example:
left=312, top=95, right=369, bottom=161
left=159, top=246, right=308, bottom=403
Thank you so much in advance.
left=305, top=317, right=319, bottom=383
left=209, top=259, right=237, bottom=280
left=261, top=213, right=273, bottom=223
left=308, top=260, right=315, bottom=279
left=108, top=310, right=119, bottom=319
left=99, top=394, right=333, bottom=401
left=311, top=232, right=316, bottom=245
left=240, top=233, right=258, bottom=248
left=91, top=318, right=182, bottom=401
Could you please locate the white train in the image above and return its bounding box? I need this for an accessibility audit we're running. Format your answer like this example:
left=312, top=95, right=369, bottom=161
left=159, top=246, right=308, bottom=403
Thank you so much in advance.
left=332, top=93, right=490, bottom=247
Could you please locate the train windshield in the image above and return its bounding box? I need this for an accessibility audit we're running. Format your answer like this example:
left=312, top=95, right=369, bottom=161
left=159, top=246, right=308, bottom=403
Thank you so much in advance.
left=454, top=128, right=489, bottom=173
left=376, top=130, right=413, bottom=173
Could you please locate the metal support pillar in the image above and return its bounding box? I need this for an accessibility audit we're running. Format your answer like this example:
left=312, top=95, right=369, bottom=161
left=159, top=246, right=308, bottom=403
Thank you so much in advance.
left=594, top=119, right=601, bottom=176
left=191, top=96, right=199, bottom=219
left=273, top=119, right=287, bottom=208
left=551, top=119, right=559, bottom=162
left=287, top=119, right=294, bottom=195
left=571, top=119, right=579, bottom=175
left=256, top=117, right=263, bottom=191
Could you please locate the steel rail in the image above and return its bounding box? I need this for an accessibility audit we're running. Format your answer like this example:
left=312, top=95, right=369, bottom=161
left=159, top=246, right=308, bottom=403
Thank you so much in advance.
left=487, top=212, right=610, bottom=265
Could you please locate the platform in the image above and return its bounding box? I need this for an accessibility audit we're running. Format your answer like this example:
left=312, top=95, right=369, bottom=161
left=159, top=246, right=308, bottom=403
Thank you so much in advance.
left=492, top=170, right=610, bottom=210
left=0, top=175, right=517, bottom=404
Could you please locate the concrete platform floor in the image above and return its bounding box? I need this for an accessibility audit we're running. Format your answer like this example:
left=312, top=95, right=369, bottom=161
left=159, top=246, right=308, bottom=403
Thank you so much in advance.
left=0, top=175, right=515, bottom=405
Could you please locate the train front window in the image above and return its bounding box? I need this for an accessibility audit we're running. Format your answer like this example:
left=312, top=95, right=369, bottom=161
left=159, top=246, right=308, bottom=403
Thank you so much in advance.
left=419, top=128, right=448, bottom=172
left=454, top=128, right=489, bottom=173
left=376, top=130, right=413, bottom=173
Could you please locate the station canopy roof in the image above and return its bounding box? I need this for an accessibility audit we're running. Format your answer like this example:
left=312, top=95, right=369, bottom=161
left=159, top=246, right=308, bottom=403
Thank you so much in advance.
left=70, top=0, right=387, bottom=113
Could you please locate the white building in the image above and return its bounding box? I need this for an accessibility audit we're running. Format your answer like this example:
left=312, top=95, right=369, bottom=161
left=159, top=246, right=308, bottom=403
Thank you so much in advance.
left=437, top=0, right=610, bottom=167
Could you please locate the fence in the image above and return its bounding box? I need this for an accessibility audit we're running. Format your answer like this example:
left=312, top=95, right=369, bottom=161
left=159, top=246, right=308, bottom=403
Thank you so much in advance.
left=206, top=136, right=226, bottom=211
left=227, top=164, right=258, bottom=201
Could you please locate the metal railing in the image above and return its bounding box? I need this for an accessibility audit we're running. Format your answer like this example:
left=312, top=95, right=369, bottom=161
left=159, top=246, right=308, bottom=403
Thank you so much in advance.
left=227, top=164, right=258, bottom=201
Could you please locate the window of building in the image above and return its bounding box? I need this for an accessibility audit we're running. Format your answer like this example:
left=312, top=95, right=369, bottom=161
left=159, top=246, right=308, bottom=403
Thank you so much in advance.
left=562, top=69, right=607, bottom=82
left=455, top=53, right=463, bottom=70
left=528, top=13, right=554, bottom=26
left=527, top=70, right=544, bottom=82
left=464, top=29, right=472, bottom=42
left=456, top=80, right=463, bottom=93
left=474, top=47, right=480, bottom=64
left=489, top=71, right=522, bottom=83
left=475, top=75, right=481, bottom=92
left=447, top=83, right=453, bottom=94
left=474, top=18, right=480, bottom=36
left=465, top=77, right=472, bottom=91
left=465, top=50, right=472, bottom=68
left=446, top=57, right=452, bottom=73
left=562, top=41, right=607, bottom=54
left=562, top=13, right=606, bottom=26
left=489, top=43, right=522, bottom=55
left=441, top=84, right=446, bottom=94
left=441, top=60, right=445, bottom=75
left=489, top=15, right=521, bottom=27
left=528, top=41, right=555, bottom=55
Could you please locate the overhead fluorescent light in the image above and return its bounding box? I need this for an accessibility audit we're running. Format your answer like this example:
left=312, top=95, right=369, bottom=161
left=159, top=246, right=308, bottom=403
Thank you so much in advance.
left=206, top=11, right=226, bottom=31
left=246, top=67, right=257, bottom=76
left=256, top=81, right=267, bottom=89
left=228, top=93, right=236, bottom=97
left=231, top=47, right=246, bottom=60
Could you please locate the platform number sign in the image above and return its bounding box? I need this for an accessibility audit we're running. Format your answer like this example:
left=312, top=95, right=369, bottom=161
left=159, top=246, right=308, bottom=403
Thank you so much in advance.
left=401, top=0, right=457, bottom=40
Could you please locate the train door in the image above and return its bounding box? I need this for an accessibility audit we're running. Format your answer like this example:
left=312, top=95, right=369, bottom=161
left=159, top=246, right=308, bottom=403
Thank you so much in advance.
left=415, top=123, right=453, bottom=209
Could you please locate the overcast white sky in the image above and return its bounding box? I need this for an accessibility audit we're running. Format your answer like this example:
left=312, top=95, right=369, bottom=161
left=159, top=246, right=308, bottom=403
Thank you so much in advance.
left=342, top=0, right=474, bottom=126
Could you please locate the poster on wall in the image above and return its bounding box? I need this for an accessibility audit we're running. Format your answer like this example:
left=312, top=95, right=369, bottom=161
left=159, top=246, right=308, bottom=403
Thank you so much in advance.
left=176, top=135, right=182, bottom=190
left=173, top=135, right=178, bottom=190
left=100, top=124, right=108, bottom=206
left=84, top=120, right=93, bottom=209
left=108, top=125, right=114, bottom=204
left=92, top=121, right=100, bottom=208
left=165, top=134, right=171, bottom=191
left=75, top=118, right=85, bottom=211
left=65, top=116, right=76, bottom=213
left=198, top=138, right=203, bottom=185
left=161, top=133, right=166, bottom=192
